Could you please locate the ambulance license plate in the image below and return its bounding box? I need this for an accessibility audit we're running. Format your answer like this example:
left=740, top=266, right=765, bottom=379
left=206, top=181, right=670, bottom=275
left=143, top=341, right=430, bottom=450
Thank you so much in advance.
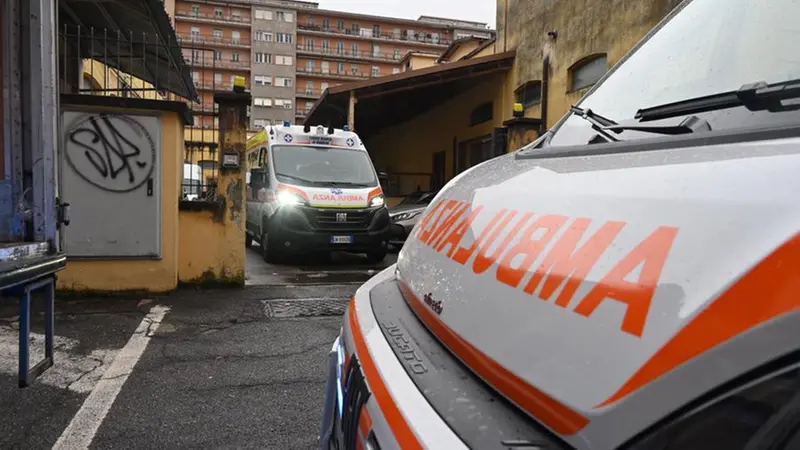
left=331, top=236, right=353, bottom=244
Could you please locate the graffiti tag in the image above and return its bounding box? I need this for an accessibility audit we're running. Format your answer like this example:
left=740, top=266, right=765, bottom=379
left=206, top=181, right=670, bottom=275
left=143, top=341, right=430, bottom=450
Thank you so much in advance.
left=65, top=114, right=156, bottom=193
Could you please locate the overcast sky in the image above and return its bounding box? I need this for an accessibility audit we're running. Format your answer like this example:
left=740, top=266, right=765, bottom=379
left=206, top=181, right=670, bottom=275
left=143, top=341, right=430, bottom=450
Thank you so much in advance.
left=314, top=0, right=497, bottom=28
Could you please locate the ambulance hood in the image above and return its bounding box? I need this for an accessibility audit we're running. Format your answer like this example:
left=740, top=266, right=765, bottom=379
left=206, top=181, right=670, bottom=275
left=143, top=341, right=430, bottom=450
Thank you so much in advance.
left=395, top=137, right=800, bottom=443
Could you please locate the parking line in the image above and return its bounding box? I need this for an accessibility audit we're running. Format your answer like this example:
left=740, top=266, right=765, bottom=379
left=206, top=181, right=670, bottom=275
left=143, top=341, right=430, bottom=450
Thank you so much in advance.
left=53, top=305, right=170, bottom=450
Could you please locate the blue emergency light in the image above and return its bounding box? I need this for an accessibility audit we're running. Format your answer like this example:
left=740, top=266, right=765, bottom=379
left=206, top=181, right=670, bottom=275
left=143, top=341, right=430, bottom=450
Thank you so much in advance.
left=343, top=125, right=350, bottom=131
left=283, top=121, right=291, bottom=127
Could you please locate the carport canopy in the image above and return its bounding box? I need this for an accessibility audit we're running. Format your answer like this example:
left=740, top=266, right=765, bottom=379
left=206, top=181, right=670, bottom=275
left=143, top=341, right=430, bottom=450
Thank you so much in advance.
left=304, top=51, right=516, bottom=140
left=59, top=0, right=199, bottom=102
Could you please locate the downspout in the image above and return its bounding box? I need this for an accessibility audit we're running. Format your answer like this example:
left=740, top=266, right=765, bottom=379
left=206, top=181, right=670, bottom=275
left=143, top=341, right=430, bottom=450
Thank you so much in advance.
left=540, top=55, right=550, bottom=135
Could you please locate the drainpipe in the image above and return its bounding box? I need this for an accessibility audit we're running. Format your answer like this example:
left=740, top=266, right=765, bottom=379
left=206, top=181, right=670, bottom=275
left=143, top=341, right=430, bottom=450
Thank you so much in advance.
left=540, top=55, right=550, bottom=135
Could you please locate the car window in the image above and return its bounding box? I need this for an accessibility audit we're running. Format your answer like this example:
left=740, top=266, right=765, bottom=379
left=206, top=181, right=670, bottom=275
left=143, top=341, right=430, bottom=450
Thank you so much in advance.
left=548, top=0, right=800, bottom=148
left=627, top=365, right=800, bottom=450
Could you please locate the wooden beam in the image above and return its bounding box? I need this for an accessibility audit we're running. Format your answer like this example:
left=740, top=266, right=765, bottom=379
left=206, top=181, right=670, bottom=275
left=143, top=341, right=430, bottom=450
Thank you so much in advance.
left=348, top=90, right=356, bottom=131
left=357, top=66, right=509, bottom=100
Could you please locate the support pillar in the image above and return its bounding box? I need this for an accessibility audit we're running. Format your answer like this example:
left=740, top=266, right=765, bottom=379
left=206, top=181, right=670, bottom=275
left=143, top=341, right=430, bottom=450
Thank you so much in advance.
left=213, top=84, right=251, bottom=287
left=348, top=90, right=356, bottom=131
left=502, top=117, right=543, bottom=152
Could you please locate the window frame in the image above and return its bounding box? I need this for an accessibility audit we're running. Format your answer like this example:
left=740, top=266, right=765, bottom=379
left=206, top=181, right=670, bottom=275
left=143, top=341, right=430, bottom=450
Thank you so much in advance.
left=568, top=53, right=608, bottom=92
left=515, top=80, right=543, bottom=108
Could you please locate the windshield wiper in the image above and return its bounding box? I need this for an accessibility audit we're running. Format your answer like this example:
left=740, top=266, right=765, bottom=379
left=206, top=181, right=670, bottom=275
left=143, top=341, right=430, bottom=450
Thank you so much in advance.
left=569, top=106, right=620, bottom=143
left=602, top=115, right=712, bottom=135
left=318, top=181, right=371, bottom=188
left=636, top=79, right=800, bottom=122
left=275, top=173, right=315, bottom=185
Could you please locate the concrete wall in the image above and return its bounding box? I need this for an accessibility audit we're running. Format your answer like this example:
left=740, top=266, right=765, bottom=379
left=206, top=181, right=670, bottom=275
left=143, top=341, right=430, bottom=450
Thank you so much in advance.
left=57, top=110, right=184, bottom=293
left=178, top=209, right=244, bottom=286
left=496, top=0, right=682, bottom=128
left=251, top=4, right=297, bottom=127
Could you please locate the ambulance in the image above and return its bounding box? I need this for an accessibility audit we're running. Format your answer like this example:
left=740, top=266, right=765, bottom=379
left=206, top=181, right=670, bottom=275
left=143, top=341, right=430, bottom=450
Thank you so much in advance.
left=245, top=123, right=390, bottom=262
left=319, top=0, right=800, bottom=448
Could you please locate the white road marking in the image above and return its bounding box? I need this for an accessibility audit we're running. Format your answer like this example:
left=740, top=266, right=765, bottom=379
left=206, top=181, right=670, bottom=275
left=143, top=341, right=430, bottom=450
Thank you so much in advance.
left=53, top=305, right=170, bottom=450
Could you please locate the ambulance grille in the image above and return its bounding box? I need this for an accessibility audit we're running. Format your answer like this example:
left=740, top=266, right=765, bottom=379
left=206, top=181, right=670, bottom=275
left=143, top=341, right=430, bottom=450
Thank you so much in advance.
left=311, top=209, right=372, bottom=230
left=341, top=357, right=371, bottom=449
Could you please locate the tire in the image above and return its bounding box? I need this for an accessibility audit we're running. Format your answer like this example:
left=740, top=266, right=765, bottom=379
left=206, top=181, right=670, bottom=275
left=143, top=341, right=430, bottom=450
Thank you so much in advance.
left=245, top=234, right=253, bottom=248
left=366, top=250, right=387, bottom=264
left=261, top=229, right=278, bottom=263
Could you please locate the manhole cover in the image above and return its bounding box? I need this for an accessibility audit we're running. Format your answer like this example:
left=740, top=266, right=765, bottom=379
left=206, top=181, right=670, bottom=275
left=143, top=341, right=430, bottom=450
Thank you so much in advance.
left=262, top=298, right=350, bottom=318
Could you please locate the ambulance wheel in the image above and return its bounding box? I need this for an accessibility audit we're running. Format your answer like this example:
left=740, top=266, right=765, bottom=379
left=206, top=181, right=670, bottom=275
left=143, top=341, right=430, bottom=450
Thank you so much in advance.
left=245, top=235, right=253, bottom=248
left=366, top=250, right=386, bottom=264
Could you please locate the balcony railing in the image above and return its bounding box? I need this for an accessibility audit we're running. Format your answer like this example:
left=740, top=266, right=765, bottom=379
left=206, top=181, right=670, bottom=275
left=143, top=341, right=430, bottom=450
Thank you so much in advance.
left=194, top=80, right=251, bottom=91
left=296, top=109, right=311, bottom=118
left=297, top=23, right=451, bottom=47
left=296, top=45, right=404, bottom=63
left=176, top=32, right=251, bottom=47
left=296, top=88, right=322, bottom=98
left=175, top=10, right=251, bottom=26
left=184, top=58, right=251, bottom=70
left=295, top=66, right=371, bottom=80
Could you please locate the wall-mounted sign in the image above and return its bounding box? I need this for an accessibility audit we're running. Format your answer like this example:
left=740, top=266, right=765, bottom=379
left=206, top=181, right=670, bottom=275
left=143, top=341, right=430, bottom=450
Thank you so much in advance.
left=222, top=152, right=240, bottom=169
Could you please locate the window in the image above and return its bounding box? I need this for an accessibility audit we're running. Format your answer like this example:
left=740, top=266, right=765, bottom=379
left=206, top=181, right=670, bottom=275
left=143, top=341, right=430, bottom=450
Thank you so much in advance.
left=275, top=77, right=293, bottom=87
left=255, top=9, right=273, bottom=20
left=337, top=62, right=345, bottom=73
left=190, top=49, right=201, bottom=62
left=470, top=102, right=493, bottom=126
left=352, top=23, right=360, bottom=33
left=214, top=73, right=222, bottom=84
left=274, top=99, right=293, bottom=109
left=253, top=98, right=273, bottom=107
left=393, top=49, right=401, bottom=60
left=255, top=31, right=273, bottom=42
left=569, top=54, right=608, bottom=91
left=214, top=51, right=223, bottom=60
left=323, top=18, right=330, bottom=30
left=308, top=16, right=315, bottom=25
left=254, top=75, right=273, bottom=86
left=351, top=64, right=360, bottom=75
left=306, top=60, right=315, bottom=71
left=254, top=52, right=273, bottom=64
left=231, top=9, right=241, bottom=20
left=254, top=119, right=270, bottom=129
left=191, top=71, right=200, bottom=81
left=515, top=80, right=543, bottom=107
left=322, top=40, right=330, bottom=52
left=372, top=44, right=380, bottom=57
left=392, top=67, right=400, bottom=75
left=190, top=27, right=200, bottom=38
left=372, top=25, right=380, bottom=37
left=337, top=20, right=345, bottom=30
left=305, top=101, right=314, bottom=111
left=275, top=55, right=293, bottom=66
left=232, top=31, right=240, bottom=44
left=191, top=5, right=200, bottom=16
left=320, top=82, right=329, bottom=92
left=276, top=33, right=293, bottom=44
left=214, top=8, right=223, bottom=18
left=212, top=29, right=223, bottom=39
left=337, top=41, right=344, bottom=54
left=305, top=81, right=314, bottom=94
left=276, top=11, right=292, bottom=22
left=321, top=61, right=330, bottom=74
left=371, top=66, right=380, bottom=77
left=231, top=52, right=240, bottom=62
left=351, top=43, right=359, bottom=56
left=629, top=366, right=800, bottom=450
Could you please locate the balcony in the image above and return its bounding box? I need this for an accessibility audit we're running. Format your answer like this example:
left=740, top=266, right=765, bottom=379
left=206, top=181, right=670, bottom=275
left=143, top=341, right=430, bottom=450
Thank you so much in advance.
left=295, top=109, right=311, bottom=118
left=295, top=66, right=370, bottom=81
left=176, top=32, right=250, bottom=49
left=174, top=10, right=251, bottom=27
left=296, top=88, right=322, bottom=99
left=296, top=45, right=406, bottom=64
left=188, top=103, right=218, bottom=115
left=296, top=24, right=450, bottom=48
left=184, top=58, right=251, bottom=71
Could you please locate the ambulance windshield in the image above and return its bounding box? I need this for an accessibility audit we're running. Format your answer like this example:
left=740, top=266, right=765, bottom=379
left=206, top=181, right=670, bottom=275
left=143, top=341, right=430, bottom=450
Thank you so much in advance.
left=272, top=146, right=377, bottom=187
left=549, top=0, right=800, bottom=147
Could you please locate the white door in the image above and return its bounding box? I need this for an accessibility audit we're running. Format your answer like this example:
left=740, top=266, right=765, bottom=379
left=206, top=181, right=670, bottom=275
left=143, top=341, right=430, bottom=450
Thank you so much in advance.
left=321, top=61, right=330, bottom=74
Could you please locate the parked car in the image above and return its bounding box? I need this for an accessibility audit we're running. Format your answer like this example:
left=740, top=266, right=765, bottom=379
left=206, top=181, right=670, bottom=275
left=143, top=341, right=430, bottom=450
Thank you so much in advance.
left=388, top=190, right=438, bottom=250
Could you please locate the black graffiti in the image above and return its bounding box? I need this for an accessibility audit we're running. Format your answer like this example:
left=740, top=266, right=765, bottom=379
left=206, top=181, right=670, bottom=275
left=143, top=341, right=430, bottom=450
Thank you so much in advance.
left=66, top=114, right=156, bottom=193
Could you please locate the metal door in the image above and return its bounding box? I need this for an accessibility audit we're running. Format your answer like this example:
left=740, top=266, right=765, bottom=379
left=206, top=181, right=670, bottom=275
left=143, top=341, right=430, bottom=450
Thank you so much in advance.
left=60, top=109, right=162, bottom=258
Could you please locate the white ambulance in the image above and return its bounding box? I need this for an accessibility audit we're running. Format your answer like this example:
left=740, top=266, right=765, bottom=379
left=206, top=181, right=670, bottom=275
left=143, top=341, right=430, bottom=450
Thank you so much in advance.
left=245, top=123, right=390, bottom=262
left=319, top=0, right=800, bottom=449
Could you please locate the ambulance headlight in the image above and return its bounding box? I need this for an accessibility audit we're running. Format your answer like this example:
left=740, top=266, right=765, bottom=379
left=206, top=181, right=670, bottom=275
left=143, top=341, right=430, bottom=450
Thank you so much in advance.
left=369, top=194, right=385, bottom=208
left=277, top=190, right=306, bottom=206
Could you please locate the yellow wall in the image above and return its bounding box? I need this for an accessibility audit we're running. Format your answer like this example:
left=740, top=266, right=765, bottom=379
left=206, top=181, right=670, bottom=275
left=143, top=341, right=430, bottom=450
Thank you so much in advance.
left=57, top=110, right=184, bottom=293
left=367, top=74, right=506, bottom=193
left=448, top=41, right=482, bottom=62
left=496, top=0, right=682, bottom=129
left=178, top=210, right=244, bottom=285
left=404, top=54, right=439, bottom=71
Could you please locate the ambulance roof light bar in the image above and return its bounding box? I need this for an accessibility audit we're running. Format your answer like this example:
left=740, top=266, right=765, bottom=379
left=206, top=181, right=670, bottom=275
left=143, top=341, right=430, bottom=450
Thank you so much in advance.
left=283, top=121, right=291, bottom=127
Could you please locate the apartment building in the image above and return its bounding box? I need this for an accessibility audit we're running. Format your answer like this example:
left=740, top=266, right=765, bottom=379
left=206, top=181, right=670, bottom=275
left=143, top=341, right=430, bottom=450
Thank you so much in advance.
left=168, top=0, right=494, bottom=130
left=293, top=11, right=494, bottom=123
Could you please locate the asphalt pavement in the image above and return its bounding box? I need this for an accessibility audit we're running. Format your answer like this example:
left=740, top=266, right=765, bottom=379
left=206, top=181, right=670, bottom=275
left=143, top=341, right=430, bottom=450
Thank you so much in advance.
left=0, top=248, right=397, bottom=450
